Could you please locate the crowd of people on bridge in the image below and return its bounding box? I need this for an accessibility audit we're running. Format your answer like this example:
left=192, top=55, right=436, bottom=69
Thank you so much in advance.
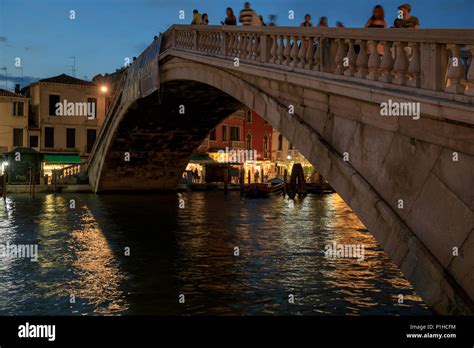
left=190, top=2, right=420, bottom=29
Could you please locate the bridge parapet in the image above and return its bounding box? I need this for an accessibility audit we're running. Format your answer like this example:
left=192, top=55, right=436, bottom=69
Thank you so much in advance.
left=162, top=25, right=474, bottom=101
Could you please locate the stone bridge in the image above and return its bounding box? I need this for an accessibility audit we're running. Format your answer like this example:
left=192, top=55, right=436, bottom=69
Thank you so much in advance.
left=87, top=25, right=474, bottom=315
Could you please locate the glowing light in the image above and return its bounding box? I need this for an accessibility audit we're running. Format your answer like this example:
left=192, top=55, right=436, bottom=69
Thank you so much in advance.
left=100, top=86, right=108, bottom=93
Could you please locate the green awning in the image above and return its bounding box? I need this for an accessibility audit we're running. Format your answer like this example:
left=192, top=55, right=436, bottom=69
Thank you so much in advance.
left=43, top=154, right=82, bottom=164
left=190, top=153, right=215, bottom=163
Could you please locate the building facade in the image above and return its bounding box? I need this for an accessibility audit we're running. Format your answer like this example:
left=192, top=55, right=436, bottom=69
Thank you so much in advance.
left=25, top=74, right=107, bottom=159
left=0, top=88, right=29, bottom=154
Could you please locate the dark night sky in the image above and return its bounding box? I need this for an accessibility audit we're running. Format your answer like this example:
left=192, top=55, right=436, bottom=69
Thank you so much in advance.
left=0, top=0, right=473, bottom=90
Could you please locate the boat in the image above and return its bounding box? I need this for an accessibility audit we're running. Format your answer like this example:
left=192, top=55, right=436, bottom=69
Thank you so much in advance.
left=245, top=178, right=284, bottom=198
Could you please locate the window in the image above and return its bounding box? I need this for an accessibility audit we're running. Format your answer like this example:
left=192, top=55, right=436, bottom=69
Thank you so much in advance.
left=230, top=126, right=240, bottom=141
left=87, top=98, right=97, bottom=119
left=29, top=135, right=39, bottom=148
left=45, top=127, right=54, bottom=147
left=278, top=134, right=283, bottom=151
left=246, top=133, right=252, bottom=150
left=66, top=128, right=76, bottom=149
left=13, top=102, right=24, bottom=116
left=263, top=135, right=269, bottom=158
left=209, top=128, right=216, bottom=141
left=49, top=95, right=60, bottom=116
left=222, top=125, right=227, bottom=141
left=246, top=110, right=252, bottom=123
left=289, top=143, right=294, bottom=150
left=13, top=129, right=23, bottom=147
left=86, top=129, right=97, bottom=153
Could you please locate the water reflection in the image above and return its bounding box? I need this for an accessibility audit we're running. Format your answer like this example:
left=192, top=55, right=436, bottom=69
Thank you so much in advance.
left=0, top=192, right=430, bottom=315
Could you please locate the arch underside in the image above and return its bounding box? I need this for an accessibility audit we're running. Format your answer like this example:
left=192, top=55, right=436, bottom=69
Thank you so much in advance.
left=91, top=56, right=474, bottom=315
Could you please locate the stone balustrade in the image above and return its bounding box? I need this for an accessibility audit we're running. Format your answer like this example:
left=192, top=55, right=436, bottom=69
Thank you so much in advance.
left=162, top=25, right=474, bottom=97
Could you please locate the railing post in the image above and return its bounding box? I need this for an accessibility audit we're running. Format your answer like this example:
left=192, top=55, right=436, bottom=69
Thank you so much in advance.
left=420, top=43, right=447, bottom=91
left=260, top=33, right=272, bottom=63
left=221, top=31, right=227, bottom=56
left=193, top=30, right=198, bottom=51
left=171, top=28, right=177, bottom=48
left=466, top=45, right=474, bottom=96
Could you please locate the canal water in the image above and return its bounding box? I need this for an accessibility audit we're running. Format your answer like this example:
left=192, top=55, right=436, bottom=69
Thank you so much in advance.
left=0, top=192, right=430, bottom=315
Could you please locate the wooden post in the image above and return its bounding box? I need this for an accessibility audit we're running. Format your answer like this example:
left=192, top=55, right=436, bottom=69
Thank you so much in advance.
left=247, top=170, right=251, bottom=184
left=240, top=169, right=244, bottom=196
left=53, top=170, right=57, bottom=195
left=29, top=168, right=32, bottom=197
left=223, top=167, right=228, bottom=196
left=32, top=169, right=35, bottom=199
left=283, top=169, right=287, bottom=196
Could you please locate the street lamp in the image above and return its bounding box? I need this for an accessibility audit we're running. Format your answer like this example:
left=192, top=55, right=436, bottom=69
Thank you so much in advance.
left=100, top=85, right=109, bottom=115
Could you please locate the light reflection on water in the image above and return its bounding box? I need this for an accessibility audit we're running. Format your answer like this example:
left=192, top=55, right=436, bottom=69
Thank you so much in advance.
left=0, top=192, right=430, bottom=315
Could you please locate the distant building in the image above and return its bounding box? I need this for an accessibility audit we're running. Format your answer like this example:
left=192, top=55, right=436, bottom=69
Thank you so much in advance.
left=191, top=109, right=273, bottom=183
left=24, top=74, right=107, bottom=157
left=0, top=88, right=29, bottom=155
left=23, top=74, right=108, bottom=179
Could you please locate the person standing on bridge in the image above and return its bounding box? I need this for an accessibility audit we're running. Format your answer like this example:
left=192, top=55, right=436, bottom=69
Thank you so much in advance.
left=239, top=2, right=261, bottom=26
left=365, top=5, right=387, bottom=28
left=222, top=7, right=237, bottom=25
left=394, top=3, right=419, bottom=28
left=300, top=14, right=313, bottom=27
left=192, top=9, right=202, bottom=25
left=317, top=16, right=328, bottom=28
left=200, top=13, right=209, bottom=25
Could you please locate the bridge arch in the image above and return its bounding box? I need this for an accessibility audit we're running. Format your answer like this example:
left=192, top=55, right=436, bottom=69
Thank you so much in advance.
left=88, top=36, right=474, bottom=315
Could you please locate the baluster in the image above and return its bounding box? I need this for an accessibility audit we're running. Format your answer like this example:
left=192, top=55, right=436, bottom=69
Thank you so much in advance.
left=367, top=40, right=380, bottom=80
left=379, top=41, right=394, bottom=83
left=253, top=35, right=260, bottom=60
left=289, top=36, right=299, bottom=67
left=239, top=34, right=247, bottom=58
left=445, top=44, right=465, bottom=94
left=201, top=32, right=207, bottom=52
left=232, top=33, right=239, bottom=57
left=206, top=32, right=212, bottom=52
left=227, top=33, right=234, bottom=57
left=344, top=39, right=357, bottom=77
left=407, top=42, right=421, bottom=87
left=304, top=37, right=314, bottom=69
left=334, top=39, right=346, bottom=75
left=465, top=45, right=474, bottom=96
left=296, top=36, right=307, bottom=68
left=355, top=40, right=368, bottom=78
left=269, top=35, right=277, bottom=64
left=210, top=32, right=215, bottom=53
left=393, top=42, right=409, bottom=85
left=283, top=35, right=291, bottom=66
left=246, top=34, right=253, bottom=60
left=312, top=38, right=321, bottom=71
left=276, top=35, right=284, bottom=65
left=214, top=32, right=220, bottom=53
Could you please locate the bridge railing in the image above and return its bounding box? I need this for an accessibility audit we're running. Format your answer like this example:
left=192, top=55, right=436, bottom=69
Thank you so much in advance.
left=161, top=25, right=474, bottom=98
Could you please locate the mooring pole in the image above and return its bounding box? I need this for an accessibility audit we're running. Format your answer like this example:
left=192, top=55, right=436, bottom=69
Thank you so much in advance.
left=223, top=167, right=228, bottom=196
left=32, top=169, right=35, bottom=199
left=240, top=168, right=244, bottom=197
left=283, top=169, right=288, bottom=196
